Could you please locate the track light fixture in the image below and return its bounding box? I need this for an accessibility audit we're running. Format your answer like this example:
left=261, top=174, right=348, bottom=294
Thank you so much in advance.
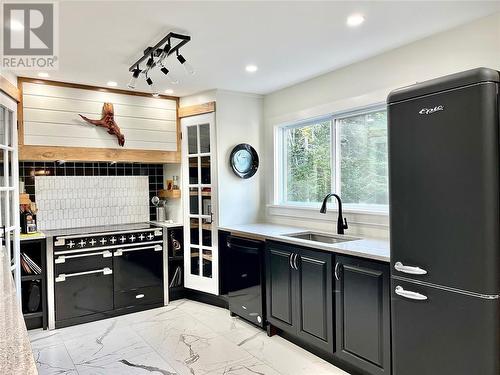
left=127, top=66, right=141, bottom=89
left=146, top=53, right=155, bottom=68
left=146, top=75, right=159, bottom=97
left=159, top=41, right=171, bottom=60
left=160, top=63, right=179, bottom=85
left=127, top=32, right=192, bottom=91
left=176, top=52, right=195, bottom=75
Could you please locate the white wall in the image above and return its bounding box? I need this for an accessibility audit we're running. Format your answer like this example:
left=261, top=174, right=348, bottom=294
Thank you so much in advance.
left=215, top=90, right=263, bottom=226
left=163, top=163, right=183, bottom=223
left=180, top=90, right=263, bottom=227
left=263, top=12, right=500, bottom=238
left=180, top=90, right=217, bottom=107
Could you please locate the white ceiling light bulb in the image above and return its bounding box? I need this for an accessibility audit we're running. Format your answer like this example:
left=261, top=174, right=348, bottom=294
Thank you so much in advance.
left=245, top=65, right=258, bottom=73
left=347, top=14, right=365, bottom=27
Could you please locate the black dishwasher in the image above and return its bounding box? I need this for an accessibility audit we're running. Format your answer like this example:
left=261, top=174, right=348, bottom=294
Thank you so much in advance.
left=225, top=234, right=266, bottom=328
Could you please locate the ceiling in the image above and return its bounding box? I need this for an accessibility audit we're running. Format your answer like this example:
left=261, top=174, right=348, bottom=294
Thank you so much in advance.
left=10, top=1, right=500, bottom=97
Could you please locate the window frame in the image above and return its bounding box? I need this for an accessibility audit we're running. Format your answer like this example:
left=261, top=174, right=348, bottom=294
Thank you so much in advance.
left=276, top=104, right=388, bottom=213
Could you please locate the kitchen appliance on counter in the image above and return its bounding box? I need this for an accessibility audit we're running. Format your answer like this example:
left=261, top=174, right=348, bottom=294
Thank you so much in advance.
left=388, top=68, right=500, bottom=375
left=48, top=223, right=166, bottom=328
left=221, top=232, right=266, bottom=328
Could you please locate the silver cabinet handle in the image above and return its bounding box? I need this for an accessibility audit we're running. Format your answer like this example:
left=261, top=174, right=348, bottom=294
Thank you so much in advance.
left=55, top=267, right=112, bottom=282
left=55, top=250, right=112, bottom=264
left=289, top=253, right=294, bottom=269
left=114, top=245, right=162, bottom=257
left=293, top=253, right=299, bottom=270
left=334, top=262, right=341, bottom=280
left=394, top=261, right=427, bottom=275
left=395, top=285, right=428, bottom=300
left=135, top=294, right=145, bottom=299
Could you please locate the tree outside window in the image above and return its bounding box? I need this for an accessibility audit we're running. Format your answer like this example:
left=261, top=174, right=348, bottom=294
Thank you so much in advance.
left=281, top=108, right=388, bottom=210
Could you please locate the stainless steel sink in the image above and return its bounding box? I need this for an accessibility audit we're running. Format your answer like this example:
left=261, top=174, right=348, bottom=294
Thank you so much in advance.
left=283, top=231, right=358, bottom=244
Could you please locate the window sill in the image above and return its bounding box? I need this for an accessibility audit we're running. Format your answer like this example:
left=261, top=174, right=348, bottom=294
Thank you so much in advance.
left=268, top=204, right=389, bottom=216
left=266, top=204, right=389, bottom=231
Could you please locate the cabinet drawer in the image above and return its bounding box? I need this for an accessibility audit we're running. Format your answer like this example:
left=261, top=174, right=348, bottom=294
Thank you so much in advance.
left=55, top=250, right=112, bottom=274
left=114, top=285, right=163, bottom=309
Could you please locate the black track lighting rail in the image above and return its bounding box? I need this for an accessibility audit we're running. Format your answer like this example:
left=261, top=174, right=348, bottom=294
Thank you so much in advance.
left=128, top=32, right=191, bottom=72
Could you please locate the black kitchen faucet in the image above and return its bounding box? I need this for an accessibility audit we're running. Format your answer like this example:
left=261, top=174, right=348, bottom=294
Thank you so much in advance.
left=320, top=193, right=348, bottom=235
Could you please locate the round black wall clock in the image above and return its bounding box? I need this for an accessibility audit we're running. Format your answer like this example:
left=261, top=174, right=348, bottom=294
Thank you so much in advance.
left=229, top=144, right=259, bottom=179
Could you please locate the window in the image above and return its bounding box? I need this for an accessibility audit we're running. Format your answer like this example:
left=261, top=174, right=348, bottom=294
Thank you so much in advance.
left=279, top=107, right=388, bottom=211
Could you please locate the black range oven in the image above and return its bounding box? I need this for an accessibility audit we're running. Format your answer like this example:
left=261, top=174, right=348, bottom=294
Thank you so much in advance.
left=51, top=224, right=164, bottom=328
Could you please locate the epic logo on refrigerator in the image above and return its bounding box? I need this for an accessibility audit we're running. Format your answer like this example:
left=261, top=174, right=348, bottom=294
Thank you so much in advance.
left=419, top=105, right=444, bottom=115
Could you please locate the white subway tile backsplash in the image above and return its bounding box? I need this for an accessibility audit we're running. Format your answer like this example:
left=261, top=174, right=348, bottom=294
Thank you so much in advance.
left=35, top=176, right=149, bottom=230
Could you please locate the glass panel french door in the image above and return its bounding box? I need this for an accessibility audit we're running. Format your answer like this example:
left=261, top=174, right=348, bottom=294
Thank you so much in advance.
left=0, top=93, right=21, bottom=300
left=181, top=113, right=218, bottom=294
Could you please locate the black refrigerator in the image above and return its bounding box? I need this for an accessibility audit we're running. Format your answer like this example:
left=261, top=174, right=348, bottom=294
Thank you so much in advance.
left=388, top=68, right=500, bottom=375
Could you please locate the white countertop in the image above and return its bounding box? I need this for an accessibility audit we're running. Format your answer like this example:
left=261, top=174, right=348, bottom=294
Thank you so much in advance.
left=218, top=223, right=390, bottom=262
left=0, top=248, right=37, bottom=374
left=20, top=232, right=46, bottom=241
left=150, top=221, right=183, bottom=228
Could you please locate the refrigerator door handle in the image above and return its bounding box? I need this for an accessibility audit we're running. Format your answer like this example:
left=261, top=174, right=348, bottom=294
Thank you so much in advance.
left=394, top=261, right=427, bottom=275
left=395, top=285, right=428, bottom=301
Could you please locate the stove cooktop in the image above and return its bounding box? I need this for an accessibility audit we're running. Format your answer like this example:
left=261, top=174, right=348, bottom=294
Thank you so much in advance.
left=51, top=223, right=163, bottom=251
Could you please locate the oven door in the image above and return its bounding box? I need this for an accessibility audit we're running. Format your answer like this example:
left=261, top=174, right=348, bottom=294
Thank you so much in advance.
left=54, top=249, right=114, bottom=321
left=113, top=244, right=164, bottom=309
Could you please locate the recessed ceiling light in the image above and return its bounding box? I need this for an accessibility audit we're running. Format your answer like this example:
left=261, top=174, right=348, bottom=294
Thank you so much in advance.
left=164, top=89, right=174, bottom=95
left=245, top=65, right=258, bottom=73
left=37, top=72, right=49, bottom=78
left=347, top=14, right=365, bottom=27
left=106, top=81, right=118, bottom=87
left=10, top=19, right=24, bottom=31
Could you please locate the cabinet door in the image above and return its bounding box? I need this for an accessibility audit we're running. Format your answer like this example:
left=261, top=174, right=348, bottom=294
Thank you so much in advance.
left=295, top=248, right=333, bottom=353
left=335, top=255, right=391, bottom=375
left=265, top=243, right=295, bottom=333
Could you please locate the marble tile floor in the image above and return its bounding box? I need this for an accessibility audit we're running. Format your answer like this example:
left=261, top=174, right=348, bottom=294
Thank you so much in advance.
left=29, top=299, right=349, bottom=375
